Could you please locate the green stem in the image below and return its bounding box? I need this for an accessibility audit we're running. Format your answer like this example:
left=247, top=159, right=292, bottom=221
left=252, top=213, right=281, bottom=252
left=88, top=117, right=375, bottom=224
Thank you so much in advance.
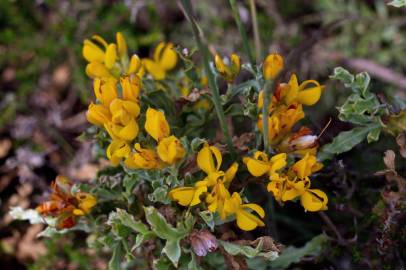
left=228, top=0, right=255, bottom=65
left=261, top=79, right=273, bottom=153
left=249, top=0, right=261, bottom=64
left=180, top=0, right=235, bottom=156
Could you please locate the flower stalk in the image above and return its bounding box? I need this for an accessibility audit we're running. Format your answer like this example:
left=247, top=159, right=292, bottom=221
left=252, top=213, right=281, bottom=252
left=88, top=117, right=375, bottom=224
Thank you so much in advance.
left=181, top=0, right=236, bottom=157
left=261, top=79, right=273, bottom=153
left=228, top=0, right=255, bottom=66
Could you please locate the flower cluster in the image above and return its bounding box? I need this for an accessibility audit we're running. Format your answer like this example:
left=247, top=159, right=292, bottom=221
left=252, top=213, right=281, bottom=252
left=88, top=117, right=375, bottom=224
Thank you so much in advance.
left=84, top=33, right=185, bottom=169
left=169, top=144, right=265, bottom=231
left=244, top=53, right=327, bottom=212
left=36, top=176, right=96, bottom=229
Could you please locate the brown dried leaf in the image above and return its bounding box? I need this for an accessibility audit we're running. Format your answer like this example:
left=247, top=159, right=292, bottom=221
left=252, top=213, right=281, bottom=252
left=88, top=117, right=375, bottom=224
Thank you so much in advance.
left=396, top=132, right=406, bottom=158
left=383, top=150, right=396, bottom=171
left=0, top=138, right=12, bottom=158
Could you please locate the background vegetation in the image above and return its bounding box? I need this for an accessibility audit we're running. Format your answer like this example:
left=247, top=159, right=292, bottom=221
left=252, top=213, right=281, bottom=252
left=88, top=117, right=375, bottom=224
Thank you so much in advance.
left=0, top=0, right=405, bottom=269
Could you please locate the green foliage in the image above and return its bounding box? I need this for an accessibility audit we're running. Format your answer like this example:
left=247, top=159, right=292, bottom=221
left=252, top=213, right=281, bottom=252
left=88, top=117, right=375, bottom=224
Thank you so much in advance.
left=144, top=206, right=195, bottom=267
left=320, top=67, right=388, bottom=159
left=269, top=234, right=328, bottom=269
left=219, top=239, right=279, bottom=261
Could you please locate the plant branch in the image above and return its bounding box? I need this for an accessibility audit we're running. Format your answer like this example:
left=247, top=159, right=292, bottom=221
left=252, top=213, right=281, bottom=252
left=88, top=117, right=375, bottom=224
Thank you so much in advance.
left=249, top=0, right=261, bottom=64
left=228, top=0, right=255, bottom=65
left=180, top=0, right=235, bottom=156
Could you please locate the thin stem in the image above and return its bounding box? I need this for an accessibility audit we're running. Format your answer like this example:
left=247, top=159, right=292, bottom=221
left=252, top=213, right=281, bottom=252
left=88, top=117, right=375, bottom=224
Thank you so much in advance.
left=267, top=193, right=279, bottom=240
left=180, top=0, right=235, bottom=156
left=261, top=79, right=273, bottom=153
left=249, top=0, right=261, bottom=64
left=228, top=0, right=255, bottom=66
left=319, top=212, right=346, bottom=245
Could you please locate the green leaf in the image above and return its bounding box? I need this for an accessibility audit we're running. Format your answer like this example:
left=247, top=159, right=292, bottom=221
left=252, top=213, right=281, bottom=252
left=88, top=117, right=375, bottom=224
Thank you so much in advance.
left=144, top=206, right=194, bottom=267
left=388, top=0, right=406, bottom=7
left=353, top=72, right=370, bottom=95
left=199, top=210, right=215, bottom=230
left=108, top=242, right=124, bottom=270
left=320, top=125, right=379, bottom=156
left=330, top=67, right=354, bottom=87
left=148, top=186, right=171, bottom=204
left=219, top=238, right=279, bottom=261
left=108, top=209, right=150, bottom=235
left=163, top=239, right=182, bottom=268
left=144, top=206, right=184, bottom=240
left=367, top=127, right=381, bottom=143
left=270, top=235, right=328, bottom=270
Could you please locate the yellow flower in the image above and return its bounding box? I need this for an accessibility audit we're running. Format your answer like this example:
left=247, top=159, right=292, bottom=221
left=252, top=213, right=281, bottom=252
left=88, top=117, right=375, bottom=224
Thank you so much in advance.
left=106, top=139, right=131, bottom=166
left=257, top=104, right=305, bottom=145
left=142, top=42, right=178, bottom=80
left=73, top=192, right=97, bottom=216
left=290, top=153, right=323, bottom=179
left=120, top=75, right=141, bottom=102
left=157, top=135, right=186, bottom=164
left=244, top=152, right=286, bottom=178
left=196, top=144, right=238, bottom=186
left=280, top=178, right=328, bottom=212
left=280, top=74, right=323, bottom=106
left=144, top=108, right=170, bottom=142
left=168, top=181, right=208, bottom=207
left=206, top=180, right=231, bottom=219
left=267, top=173, right=288, bottom=202
left=86, top=103, right=111, bottom=126
left=263, top=53, right=283, bottom=80
left=86, top=62, right=112, bottom=78
left=93, top=77, right=118, bottom=106
left=128, top=54, right=143, bottom=75
left=83, top=36, right=119, bottom=78
left=224, top=192, right=265, bottom=231
left=83, top=33, right=143, bottom=79
left=300, top=188, right=328, bottom=212
left=116, top=32, right=128, bottom=59
left=125, top=143, right=164, bottom=169
left=105, top=99, right=140, bottom=141
left=214, top=53, right=241, bottom=82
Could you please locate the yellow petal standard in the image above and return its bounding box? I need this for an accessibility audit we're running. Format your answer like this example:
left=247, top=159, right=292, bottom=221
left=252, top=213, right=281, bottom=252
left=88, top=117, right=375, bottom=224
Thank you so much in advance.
left=93, top=77, right=118, bottom=106
left=125, top=143, right=163, bottom=169
left=291, top=153, right=323, bottom=179
left=86, top=103, right=111, bottom=126
left=157, top=135, right=186, bottom=164
left=142, top=58, right=166, bottom=80
left=144, top=108, right=170, bottom=141
left=263, top=53, right=283, bottom=80
left=106, top=140, right=131, bottom=166
left=116, top=32, right=128, bottom=59
left=120, top=75, right=141, bottom=102
left=197, top=144, right=222, bottom=175
left=82, top=39, right=105, bottom=62
left=75, top=192, right=97, bottom=215
left=244, top=151, right=286, bottom=177
left=214, top=53, right=241, bottom=82
left=224, top=162, right=238, bottom=185
left=105, top=44, right=117, bottom=69
left=154, top=42, right=177, bottom=71
left=168, top=184, right=208, bottom=207
left=128, top=54, right=142, bottom=75
left=224, top=192, right=265, bottom=231
left=86, top=62, right=111, bottom=78
left=300, top=189, right=328, bottom=212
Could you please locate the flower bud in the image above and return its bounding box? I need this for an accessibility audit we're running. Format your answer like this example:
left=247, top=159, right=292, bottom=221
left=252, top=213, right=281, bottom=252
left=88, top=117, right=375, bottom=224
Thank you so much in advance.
left=190, top=230, right=218, bottom=257
left=263, top=53, right=283, bottom=80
